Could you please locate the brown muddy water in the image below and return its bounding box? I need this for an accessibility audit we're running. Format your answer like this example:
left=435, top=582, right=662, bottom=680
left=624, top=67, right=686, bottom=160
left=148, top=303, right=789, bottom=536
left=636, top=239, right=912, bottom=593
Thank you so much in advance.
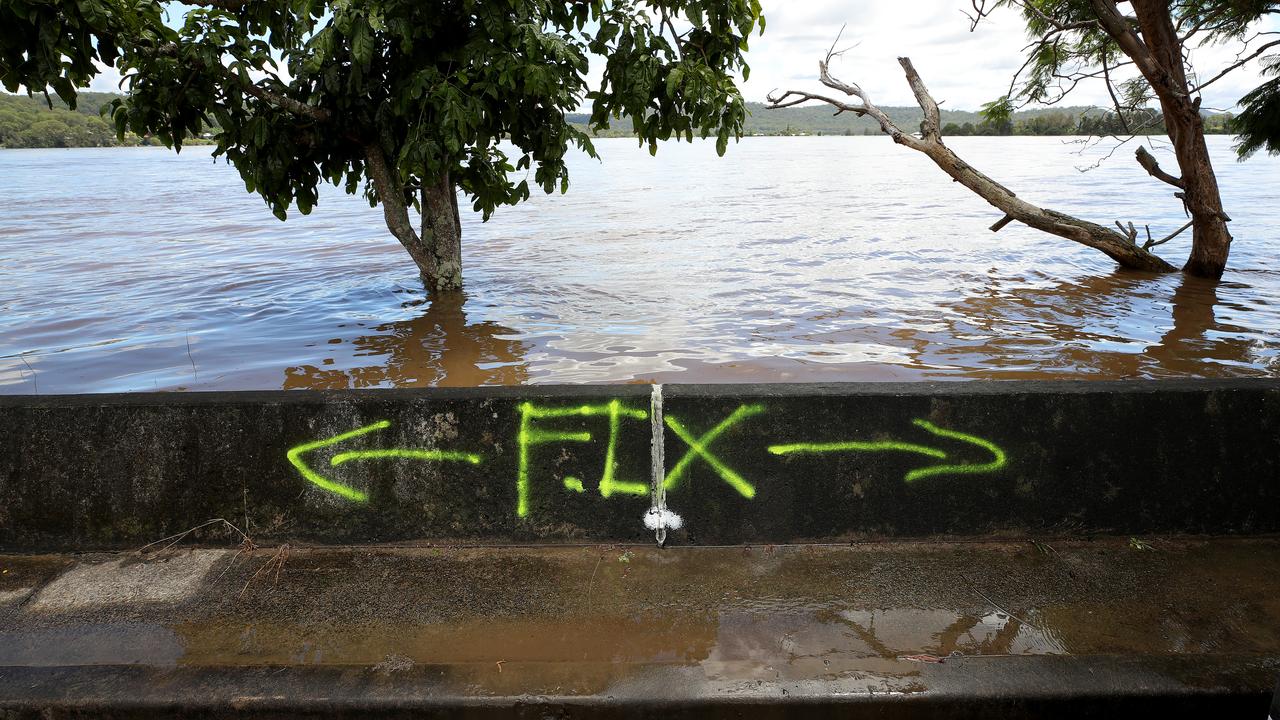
left=1, top=136, right=1278, bottom=393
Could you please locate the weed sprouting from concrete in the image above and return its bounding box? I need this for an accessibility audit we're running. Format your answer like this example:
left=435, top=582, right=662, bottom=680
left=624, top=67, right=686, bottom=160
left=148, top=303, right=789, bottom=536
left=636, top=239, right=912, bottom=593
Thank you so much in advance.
left=136, top=518, right=291, bottom=596
left=1031, top=540, right=1057, bottom=556
left=137, top=518, right=252, bottom=556
left=586, top=551, right=604, bottom=612
left=1129, top=537, right=1155, bottom=551
left=240, top=543, right=290, bottom=597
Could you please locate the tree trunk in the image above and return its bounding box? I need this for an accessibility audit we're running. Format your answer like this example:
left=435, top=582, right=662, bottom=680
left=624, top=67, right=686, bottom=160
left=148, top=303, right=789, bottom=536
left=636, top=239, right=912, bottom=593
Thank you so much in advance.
left=420, top=172, right=463, bottom=293
left=1108, top=0, right=1234, bottom=278
left=362, top=142, right=463, bottom=293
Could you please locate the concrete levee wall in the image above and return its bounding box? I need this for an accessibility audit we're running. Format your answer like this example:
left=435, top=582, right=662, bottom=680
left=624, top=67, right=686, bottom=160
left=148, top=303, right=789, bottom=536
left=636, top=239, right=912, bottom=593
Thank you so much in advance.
left=1, top=380, right=1277, bottom=549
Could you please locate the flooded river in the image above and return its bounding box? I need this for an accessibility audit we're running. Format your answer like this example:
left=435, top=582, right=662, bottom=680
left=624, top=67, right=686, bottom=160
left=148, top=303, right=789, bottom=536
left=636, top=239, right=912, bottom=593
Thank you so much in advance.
left=1, top=136, right=1277, bottom=393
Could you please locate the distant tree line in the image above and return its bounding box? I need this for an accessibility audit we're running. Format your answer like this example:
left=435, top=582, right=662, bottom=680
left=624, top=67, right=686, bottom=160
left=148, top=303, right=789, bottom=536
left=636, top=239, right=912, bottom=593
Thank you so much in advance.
left=571, top=102, right=1238, bottom=138
left=0, top=92, right=135, bottom=147
left=940, top=109, right=1235, bottom=137
left=0, top=92, right=213, bottom=148
left=3, top=91, right=1239, bottom=149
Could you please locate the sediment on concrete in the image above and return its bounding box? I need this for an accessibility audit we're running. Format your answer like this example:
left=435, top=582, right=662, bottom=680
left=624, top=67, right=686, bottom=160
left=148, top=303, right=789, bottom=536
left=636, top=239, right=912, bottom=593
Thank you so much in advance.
left=1, top=380, right=1278, bottom=548
left=0, top=539, right=1277, bottom=718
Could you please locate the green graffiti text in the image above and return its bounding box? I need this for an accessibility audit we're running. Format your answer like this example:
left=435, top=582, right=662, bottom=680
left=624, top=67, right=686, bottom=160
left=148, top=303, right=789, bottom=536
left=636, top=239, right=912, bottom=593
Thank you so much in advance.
left=767, top=418, right=1007, bottom=483
left=903, top=419, right=1007, bottom=482
left=287, top=420, right=482, bottom=502
left=516, top=400, right=649, bottom=518
left=664, top=404, right=765, bottom=499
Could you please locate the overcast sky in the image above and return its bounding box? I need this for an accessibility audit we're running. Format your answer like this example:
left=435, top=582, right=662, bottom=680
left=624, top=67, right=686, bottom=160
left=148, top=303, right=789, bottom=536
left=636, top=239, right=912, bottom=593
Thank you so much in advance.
left=739, top=0, right=1277, bottom=111
left=81, top=0, right=1278, bottom=112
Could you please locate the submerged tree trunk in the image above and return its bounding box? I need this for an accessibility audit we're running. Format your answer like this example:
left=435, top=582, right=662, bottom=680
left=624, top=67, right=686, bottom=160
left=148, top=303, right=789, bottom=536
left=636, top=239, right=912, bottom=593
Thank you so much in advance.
left=420, top=172, right=462, bottom=293
left=1095, top=0, right=1233, bottom=278
left=362, top=142, right=463, bottom=293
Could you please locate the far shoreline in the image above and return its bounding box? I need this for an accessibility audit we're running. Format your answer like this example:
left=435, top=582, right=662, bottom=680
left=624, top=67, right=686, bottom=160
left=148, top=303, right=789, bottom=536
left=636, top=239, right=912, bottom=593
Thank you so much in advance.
left=0, top=133, right=1241, bottom=152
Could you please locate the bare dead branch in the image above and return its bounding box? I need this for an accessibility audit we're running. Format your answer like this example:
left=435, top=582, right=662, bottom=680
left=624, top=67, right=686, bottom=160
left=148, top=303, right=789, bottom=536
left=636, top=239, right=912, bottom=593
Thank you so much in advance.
left=1135, top=145, right=1185, bottom=189
left=962, top=0, right=994, bottom=32
left=1102, top=55, right=1132, bottom=134
left=765, top=51, right=1177, bottom=273
left=898, top=58, right=940, bottom=140
left=766, top=89, right=863, bottom=115
left=1188, top=39, right=1280, bottom=94
left=1145, top=219, right=1194, bottom=249
left=1115, top=220, right=1138, bottom=243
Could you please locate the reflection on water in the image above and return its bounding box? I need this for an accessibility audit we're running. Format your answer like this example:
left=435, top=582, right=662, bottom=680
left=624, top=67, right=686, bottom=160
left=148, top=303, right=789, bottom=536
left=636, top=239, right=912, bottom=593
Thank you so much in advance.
left=700, top=607, right=1065, bottom=683
left=1, top=137, right=1277, bottom=393
left=282, top=293, right=529, bottom=389
left=911, top=272, right=1269, bottom=379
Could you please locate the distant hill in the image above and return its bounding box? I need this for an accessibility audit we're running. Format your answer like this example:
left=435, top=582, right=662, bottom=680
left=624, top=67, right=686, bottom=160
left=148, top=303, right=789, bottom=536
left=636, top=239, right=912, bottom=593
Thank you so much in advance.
left=0, top=92, right=148, bottom=148
left=572, top=101, right=1234, bottom=137
left=4, top=91, right=1232, bottom=149
left=0, top=91, right=211, bottom=148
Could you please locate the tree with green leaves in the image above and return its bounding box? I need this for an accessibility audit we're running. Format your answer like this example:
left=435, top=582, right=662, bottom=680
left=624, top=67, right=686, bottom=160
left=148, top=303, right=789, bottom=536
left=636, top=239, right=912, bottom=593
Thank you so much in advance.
left=1, top=0, right=164, bottom=109
left=1234, top=54, right=1280, bottom=157
left=769, top=2, right=1278, bottom=278
left=2, top=0, right=763, bottom=292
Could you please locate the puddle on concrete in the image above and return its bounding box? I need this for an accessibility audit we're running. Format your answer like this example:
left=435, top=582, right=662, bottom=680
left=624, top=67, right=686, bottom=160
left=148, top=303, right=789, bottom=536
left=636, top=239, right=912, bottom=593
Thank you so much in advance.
left=0, top=624, right=185, bottom=666
left=1, top=539, right=1277, bottom=697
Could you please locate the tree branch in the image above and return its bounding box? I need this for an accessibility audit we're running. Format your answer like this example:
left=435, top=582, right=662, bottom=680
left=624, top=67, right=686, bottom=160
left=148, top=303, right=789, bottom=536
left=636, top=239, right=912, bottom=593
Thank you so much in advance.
left=1089, top=0, right=1163, bottom=85
left=1102, top=54, right=1132, bottom=134
left=155, top=42, right=331, bottom=122
left=898, top=58, right=940, bottom=140
left=1144, top=219, right=1193, bottom=249
left=241, top=82, right=331, bottom=121
left=765, top=52, right=1177, bottom=273
left=1134, top=145, right=1185, bottom=189
left=185, top=0, right=246, bottom=9
left=1188, top=39, right=1280, bottom=94
left=363, top=142, right=428, bottom=268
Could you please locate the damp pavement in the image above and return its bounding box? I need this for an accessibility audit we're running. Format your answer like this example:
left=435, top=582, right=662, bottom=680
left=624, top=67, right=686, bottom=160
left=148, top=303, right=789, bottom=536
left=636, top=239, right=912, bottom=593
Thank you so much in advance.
left=1, top=537, right=1277, bottom=718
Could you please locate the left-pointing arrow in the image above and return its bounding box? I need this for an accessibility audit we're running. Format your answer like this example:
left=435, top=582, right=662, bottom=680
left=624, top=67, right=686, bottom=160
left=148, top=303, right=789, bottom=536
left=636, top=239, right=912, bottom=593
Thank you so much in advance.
left=286, top=420, right=483, bottom=502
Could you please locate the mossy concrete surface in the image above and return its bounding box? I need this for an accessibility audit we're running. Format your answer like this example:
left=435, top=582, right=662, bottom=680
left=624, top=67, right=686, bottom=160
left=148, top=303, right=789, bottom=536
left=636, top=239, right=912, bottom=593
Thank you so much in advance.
left=1, top=380, right=1278, bottom=548
left=0, top=538, right=1277, bottom=718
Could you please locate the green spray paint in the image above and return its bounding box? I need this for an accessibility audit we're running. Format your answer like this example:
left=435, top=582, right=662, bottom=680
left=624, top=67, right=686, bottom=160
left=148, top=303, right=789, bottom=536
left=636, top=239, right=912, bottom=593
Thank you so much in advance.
left=516, top=400, right=649, bottom=518
left=664, top=404, right=764, bottom=499
left=903, top=419, right=1007, bottom=482
left=331, top=449, right=482, bottom=466
left=767, top=440, right=945, bottom=459
left=287, top=420, right=484, bottom=502
left=767, top=419, right=1007, bottom=483
left=287, top=421, right=389, bottom=502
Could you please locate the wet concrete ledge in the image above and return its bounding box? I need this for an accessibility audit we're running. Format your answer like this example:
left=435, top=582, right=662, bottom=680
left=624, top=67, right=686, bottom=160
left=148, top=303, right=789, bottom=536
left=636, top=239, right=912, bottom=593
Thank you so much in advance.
left=1, top=380, right=1278, bottom=548
left=0, top=539, right=1277, bottom=718
left=0, top=662, right=1272, bottom=719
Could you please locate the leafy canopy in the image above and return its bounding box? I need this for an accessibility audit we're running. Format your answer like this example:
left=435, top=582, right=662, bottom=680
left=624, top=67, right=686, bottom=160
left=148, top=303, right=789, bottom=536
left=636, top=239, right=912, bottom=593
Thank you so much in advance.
left=978, top=0, right=1280, bottom=152
left=0, top=0, right=164, bottom=108
left=101, top=0, right=763, bottom=222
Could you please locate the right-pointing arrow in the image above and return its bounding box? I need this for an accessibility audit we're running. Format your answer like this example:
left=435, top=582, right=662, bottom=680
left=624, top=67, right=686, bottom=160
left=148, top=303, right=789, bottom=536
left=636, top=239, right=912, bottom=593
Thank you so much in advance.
left=767, top=418, right=1007, bottom=483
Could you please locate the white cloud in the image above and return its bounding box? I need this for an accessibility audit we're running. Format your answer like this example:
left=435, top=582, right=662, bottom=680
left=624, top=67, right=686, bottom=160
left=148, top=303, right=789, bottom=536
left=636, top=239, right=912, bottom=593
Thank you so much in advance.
left=13, top=1, right=1277, bottom=114
left=740, top=0, right=1279, bottom=111
left=87, top=62, right=126, bottom=93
